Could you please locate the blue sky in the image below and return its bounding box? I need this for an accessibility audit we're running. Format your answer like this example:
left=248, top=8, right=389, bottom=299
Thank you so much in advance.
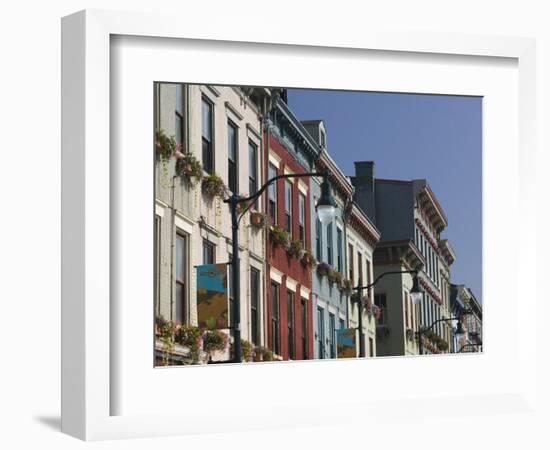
left=287, top=89, right=482, bottom=302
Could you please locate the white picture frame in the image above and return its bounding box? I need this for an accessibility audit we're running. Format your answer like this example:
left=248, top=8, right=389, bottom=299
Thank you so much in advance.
left=61, top=9, right=537, bottom=441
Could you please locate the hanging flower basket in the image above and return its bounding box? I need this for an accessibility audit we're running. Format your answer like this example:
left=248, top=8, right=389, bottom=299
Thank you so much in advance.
left=202, top=329, right=229, bottom=354
left=341, top=279, right=353, bottom=295
left=287, top=240, right=303, bottom=258
left=270, top=225, right=290, bottom=248
left=155, top=129, right=176, bottom=160
left=250, top=211, right=267, bottom=228
left=202, top=174, right=226, bottom=199
left=406, top=328, right=416, bottom=341
left=317, top=262, right=331, bottom=277
left=175, top=325, right=202, bottom=363
left=327, top=269, right=343, bottom=286
left=301, top=250, right=317, bottom=268
left=175, top=152, right=203, bottom=185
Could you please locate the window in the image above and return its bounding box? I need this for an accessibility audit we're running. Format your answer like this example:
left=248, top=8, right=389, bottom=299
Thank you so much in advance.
left=317, top=307, right=325, bottom=359
left=248, top=141, right=258, bottom=200
left=271, top=282, right=280, bottom=355
left=268, top=163, right=277, bottom=224
left=227, top=121, right=238, bottom=193
left=336, top=228, right=343, bottom=273
left=250, top=267, right=260, bottom=345
left=287, top=291, right=295, bottom=359
left=326, top=222, right=333, bottom=266
left=201, top=98, right=213, bottom=173
left=301, top=299, right=308, bottom=359
left=339, top=318, right=345, bottom=330
left=315, top=219, right=322, bottom=261
left=374, top=293, right=387, bottom=325
left=357, top=252, right=363, bottom=284
left=369, top=337, right=374, bottom=357
left=298, top=193, right=306, bottom=243
left=329, top=313, right=336, bottom=359
left=366, top=259, right=372, bottom=302
left=348, top=244, right=354, bottom=283
left=154, top=215, right=161, bottom=315
left=175, top=85, right=184, bottom=148
left=284, top=180, right=292, bottom=234
left=404, top=291, right=410, bottom=329
left=202, top=239, right=215, bottom=264
left=175, top=233, right=187, bottom=324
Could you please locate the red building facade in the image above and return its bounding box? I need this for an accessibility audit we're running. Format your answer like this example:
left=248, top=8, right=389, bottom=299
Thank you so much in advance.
left=263, top=99, right=320, bottom=360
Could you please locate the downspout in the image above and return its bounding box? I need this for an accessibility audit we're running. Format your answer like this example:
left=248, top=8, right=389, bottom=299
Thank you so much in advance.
left=262, top=94, right=270, bottom=348
left=169, top=174, right=176, bottom=321
left=342, top=190, right=354, bottom=328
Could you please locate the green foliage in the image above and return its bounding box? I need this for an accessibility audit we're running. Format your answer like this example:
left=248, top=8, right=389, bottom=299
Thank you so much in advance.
left=202, top=173, right=226, bottom=198
left=250, top=211, right=267, bottom=228
left=175, top=152, right=203, bottom=185
left=176, top=325, right=202, bottom=363
left=270, top=225, right=290, bottom=248
left=287, top=240, right=303, bottom=258
left=240, top=340, right=254, bottom=362
left=255, top=346, right=274, bottom=362
left=327, top=268, right=343, bottom=286
left=301, top=250, right=317, bottom=268
left=203, top=330, right=229, bottom=353
left=341, top=278, right=353, bottom=295
left=316, top=262, right=331, bottom=277
left=155, top=129, right=176, bottom=161
left=425, top=330, right=449, bottom=351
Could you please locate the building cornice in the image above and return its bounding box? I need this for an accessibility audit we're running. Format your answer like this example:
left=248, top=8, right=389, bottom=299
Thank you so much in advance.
left=416, top=184, right=448, bottom=233
left=315, top=152, right=354, bottom=200
left=373, top=239, right=425, bottom=272
left=348, top=203, right=381, bottom=248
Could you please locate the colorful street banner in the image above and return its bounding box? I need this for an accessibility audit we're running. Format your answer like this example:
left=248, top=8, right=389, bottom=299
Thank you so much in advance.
left=337, top=328, right=357, bottom=358
left=196, top=263, right=229, bottom=329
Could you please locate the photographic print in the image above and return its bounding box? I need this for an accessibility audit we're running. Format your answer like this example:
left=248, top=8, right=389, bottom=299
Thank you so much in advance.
left=153, top=83, right=483, bottom=366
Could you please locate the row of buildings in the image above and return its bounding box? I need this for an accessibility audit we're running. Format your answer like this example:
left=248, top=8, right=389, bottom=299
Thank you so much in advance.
left=153, top=83, right=482, bottom=364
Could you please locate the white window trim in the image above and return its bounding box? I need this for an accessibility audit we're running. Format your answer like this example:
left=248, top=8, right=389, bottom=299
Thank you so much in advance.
left=268, top=152, right=281, bottom=168
left=298, top=180, right=308, bottom=196
left=286, top=276, right=298, bottom=293
left=270, top=267, right=283, bottom=284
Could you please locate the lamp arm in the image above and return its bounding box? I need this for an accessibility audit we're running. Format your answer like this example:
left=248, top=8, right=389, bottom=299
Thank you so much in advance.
left=354, top=270, right=418, bottom=292
left=225, top=171, right=328, bottom=226
left=417, top=316, right=461, bottom=335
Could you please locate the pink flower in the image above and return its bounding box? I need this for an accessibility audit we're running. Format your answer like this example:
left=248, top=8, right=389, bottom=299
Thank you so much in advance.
left=175, top=150, right=184, bottom=160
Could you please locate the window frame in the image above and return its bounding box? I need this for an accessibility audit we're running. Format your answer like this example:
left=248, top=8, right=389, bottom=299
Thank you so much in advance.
left=268, top=162, right=278, bottom=225
left=271, top=282, right=280, bottom=355
left=287, top=290, right=295, bottom=359
left=201, top=96, right=214, bottom=174
left=284, top=179, right=293, bottom=234
left=248, top=140, right=258, bottom=203
left=227, top=119, right=238, bottom=194
left=175, top=231, right=188, bottom=324
left=250, top=267, right=260, bottom=346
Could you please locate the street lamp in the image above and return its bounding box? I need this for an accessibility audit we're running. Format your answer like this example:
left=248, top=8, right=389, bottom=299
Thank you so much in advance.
left=224, top=171, right=336, bottom=363
left=351, top=270, right=421, bottom=357
left=416, top=312, right=471, bottom=355
left=410, top=275, right=422, bottom=305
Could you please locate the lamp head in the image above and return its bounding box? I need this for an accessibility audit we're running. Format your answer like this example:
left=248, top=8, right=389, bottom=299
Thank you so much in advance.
left=317, top=174, right=337, bottom=225
left=454, top=321, right=466, bottom=341
left=410, top=272, right=422, bottom=305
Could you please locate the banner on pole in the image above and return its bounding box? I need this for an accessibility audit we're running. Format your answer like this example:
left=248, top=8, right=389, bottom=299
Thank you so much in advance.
left=336, top=328, right=357, bottom=358
left=196, top=263, right=229, bottom=329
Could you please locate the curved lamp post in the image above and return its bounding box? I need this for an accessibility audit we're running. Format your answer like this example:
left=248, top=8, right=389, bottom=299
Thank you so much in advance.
left=351, top=270, right=422, bottom=357
left=415, top=311, right=469, bottom=355
left=224, top=171, right=336, bottom=363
